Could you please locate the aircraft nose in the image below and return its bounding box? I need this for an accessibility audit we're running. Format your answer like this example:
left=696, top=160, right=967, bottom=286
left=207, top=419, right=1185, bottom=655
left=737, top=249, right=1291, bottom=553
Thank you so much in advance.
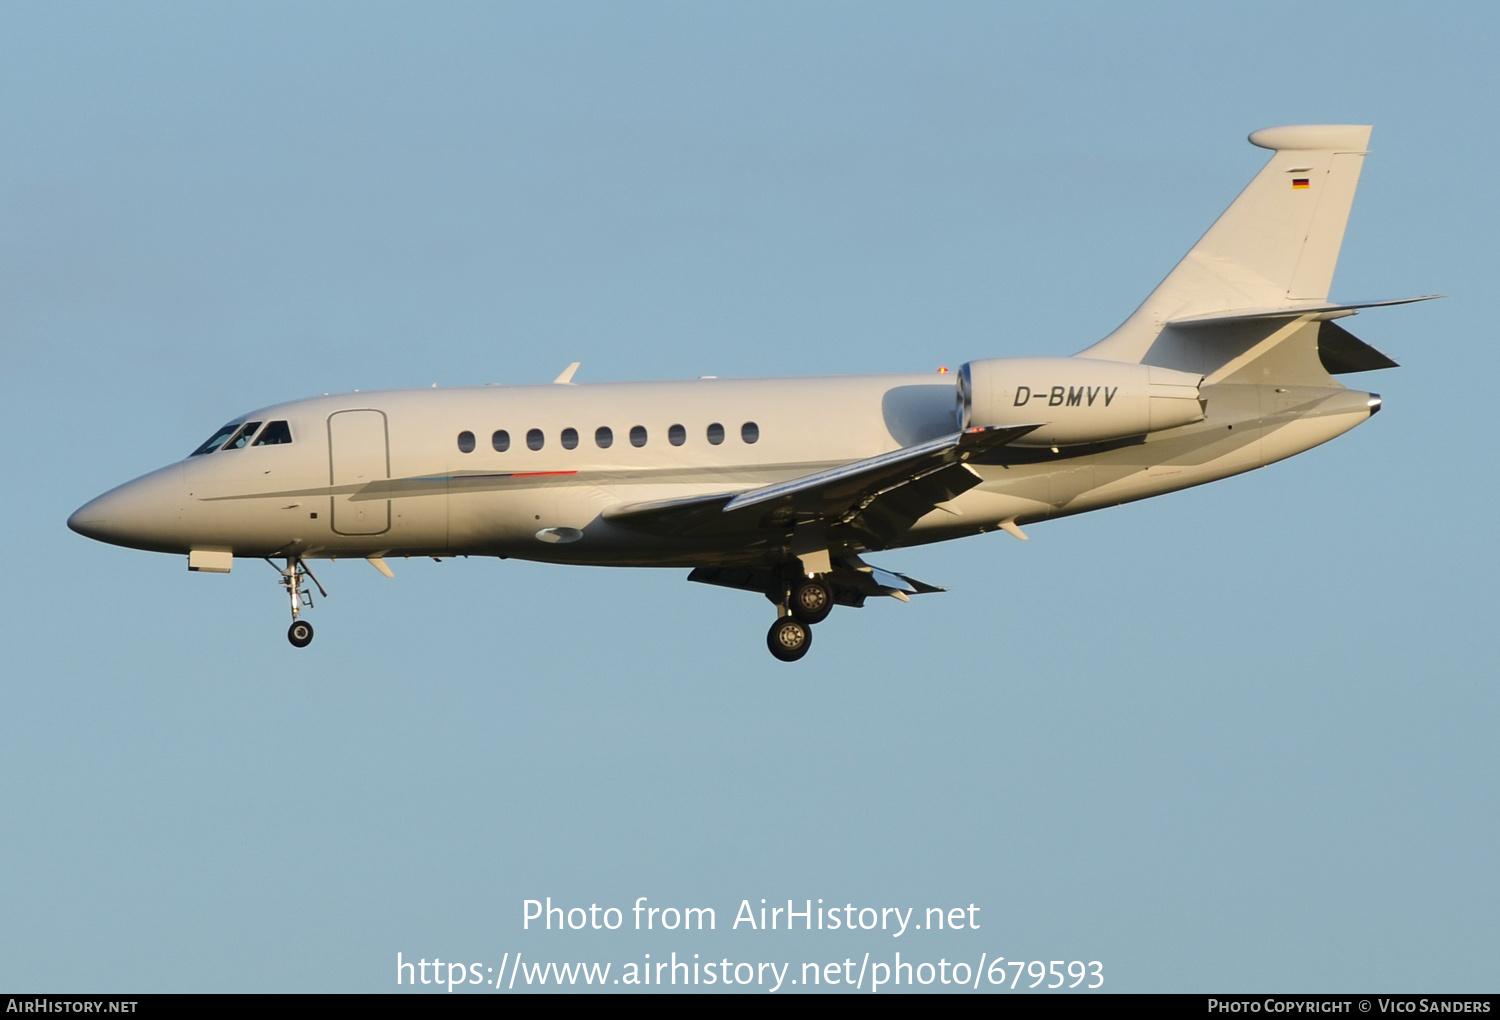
left=67, top=496, right=113, bottom=541
left=68, top=464, right=186, bottom=552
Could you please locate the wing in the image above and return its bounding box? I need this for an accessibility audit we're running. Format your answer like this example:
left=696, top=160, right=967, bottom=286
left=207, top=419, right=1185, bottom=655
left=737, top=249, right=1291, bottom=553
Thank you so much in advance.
left=689, top=556, right=945, bottom=607
left=603, top=423, right=1040, bottom=544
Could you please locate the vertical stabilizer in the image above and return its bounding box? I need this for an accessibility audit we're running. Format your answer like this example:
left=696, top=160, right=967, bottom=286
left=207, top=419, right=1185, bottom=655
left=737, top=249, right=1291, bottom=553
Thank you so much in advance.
left=1080, top=125, right=1372, bottom=364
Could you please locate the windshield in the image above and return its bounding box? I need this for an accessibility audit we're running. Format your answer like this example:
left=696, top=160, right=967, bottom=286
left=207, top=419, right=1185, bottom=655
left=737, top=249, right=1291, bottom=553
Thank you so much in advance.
left=222, top=422, right=263, bottom=450
left=253, top=420, right=293, bottom=446
left=189, top=422, right=244, bottom=456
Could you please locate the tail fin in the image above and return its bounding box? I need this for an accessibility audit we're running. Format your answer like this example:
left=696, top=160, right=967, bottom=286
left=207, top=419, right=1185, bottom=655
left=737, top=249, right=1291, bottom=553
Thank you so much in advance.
left=1081, top=125, right=1372, bottom=364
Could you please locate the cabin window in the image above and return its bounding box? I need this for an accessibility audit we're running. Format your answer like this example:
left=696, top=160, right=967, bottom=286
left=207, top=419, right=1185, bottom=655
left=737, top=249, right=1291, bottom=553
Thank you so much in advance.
left=595, top=426, right=613, bottom=449
left=741, top=421, right=759, bottom=444
left=457, top=430, right=476, bottom=453
left=706, top=422, right=725, bottom=445
left=561, top=427, right=579, bottom=450
left=527, top=428, right=545, bottom=451
left=252, top=421, right=293, bottom=446
left=492, top=429, right=510, bottom=452
left=190, top=422, right=243, bottom=456
left=668, top=423, right=686, bottom=446
left=630, top=425, right=648, bottom=447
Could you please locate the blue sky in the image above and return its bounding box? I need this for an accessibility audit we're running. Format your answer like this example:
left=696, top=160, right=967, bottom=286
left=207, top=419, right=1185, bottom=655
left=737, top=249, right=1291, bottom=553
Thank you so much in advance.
left=1, top=1, right=1495, bottom=992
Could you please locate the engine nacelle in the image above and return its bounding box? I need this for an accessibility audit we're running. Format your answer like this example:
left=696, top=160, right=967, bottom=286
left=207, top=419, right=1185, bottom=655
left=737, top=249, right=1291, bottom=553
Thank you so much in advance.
left=958, top=357, right=1204, bottom=447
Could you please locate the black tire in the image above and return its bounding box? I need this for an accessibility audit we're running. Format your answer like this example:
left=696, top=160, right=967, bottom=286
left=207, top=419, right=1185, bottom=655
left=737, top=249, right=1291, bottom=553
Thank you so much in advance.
left=766, top=617, right=812, bottom=662
left=287, top=620, right=314, bottom=648
left=790, top=578, right=834, bottom=625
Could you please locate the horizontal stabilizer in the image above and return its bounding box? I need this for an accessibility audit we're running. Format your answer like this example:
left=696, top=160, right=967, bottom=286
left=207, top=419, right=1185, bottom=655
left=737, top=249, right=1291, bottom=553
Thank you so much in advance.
left=1166, top=295, right=1439, bottom=328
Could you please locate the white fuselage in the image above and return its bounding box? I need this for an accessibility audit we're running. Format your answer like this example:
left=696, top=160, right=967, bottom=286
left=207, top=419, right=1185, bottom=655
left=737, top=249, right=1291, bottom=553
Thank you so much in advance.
left=69, top=371, right=1377, bottom=569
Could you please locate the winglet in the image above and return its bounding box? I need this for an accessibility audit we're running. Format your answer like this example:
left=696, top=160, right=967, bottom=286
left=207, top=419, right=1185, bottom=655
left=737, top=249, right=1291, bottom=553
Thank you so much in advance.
left=553, top=362, right=581, bottom=385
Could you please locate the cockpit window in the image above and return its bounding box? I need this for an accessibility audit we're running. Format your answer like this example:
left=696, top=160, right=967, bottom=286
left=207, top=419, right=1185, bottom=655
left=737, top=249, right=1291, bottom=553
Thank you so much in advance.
left=223, top=422, right=263, bottom=450
left=252, top=420, right=294, bottom=446
left=190, top=422, right=244, bottom=456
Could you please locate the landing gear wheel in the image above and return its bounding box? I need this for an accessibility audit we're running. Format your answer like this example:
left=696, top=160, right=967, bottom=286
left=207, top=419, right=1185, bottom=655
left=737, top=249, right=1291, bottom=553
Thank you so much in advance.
left=767, top=617, right=812, bottom=662
left=790, top=578, right=834, bottom=625
left=287, top=620, right=314, bottom=648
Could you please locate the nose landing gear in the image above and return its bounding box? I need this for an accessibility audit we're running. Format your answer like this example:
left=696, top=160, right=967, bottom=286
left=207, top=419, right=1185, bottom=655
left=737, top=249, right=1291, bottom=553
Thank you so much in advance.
left=268, top=556, right=326, bottom=648
left=288, top=619, right=314, bottom=648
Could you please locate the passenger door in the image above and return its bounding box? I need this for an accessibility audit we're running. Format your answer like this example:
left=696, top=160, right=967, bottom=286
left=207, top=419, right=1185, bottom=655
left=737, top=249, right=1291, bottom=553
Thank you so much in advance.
left=328, top=410, right=390, bottom=535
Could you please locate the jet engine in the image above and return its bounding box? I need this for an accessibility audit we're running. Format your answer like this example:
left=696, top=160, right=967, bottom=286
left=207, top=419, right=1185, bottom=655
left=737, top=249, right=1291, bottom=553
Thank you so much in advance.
left=958, top=357, right=1204, bottom=447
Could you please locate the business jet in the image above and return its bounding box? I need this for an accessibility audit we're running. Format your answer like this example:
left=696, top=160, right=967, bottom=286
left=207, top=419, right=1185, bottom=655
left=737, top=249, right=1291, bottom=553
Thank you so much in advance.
left=69, top=125, right=1431, bottom=661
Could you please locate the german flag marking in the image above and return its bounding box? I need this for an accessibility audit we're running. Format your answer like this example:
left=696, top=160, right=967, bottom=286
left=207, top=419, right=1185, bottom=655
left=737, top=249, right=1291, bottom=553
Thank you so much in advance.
left=1292, top=178, right=1311, bottom=189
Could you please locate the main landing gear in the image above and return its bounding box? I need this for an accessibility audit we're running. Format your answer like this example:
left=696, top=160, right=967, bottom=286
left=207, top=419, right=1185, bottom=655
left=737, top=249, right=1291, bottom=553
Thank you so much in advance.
left=268, top=556, right=326, bottom=648
left=767, top=615, right=811, bottom=661
left=789, top=576, right=833, bottom=624
left=766, top=576, right=835, bottom=662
